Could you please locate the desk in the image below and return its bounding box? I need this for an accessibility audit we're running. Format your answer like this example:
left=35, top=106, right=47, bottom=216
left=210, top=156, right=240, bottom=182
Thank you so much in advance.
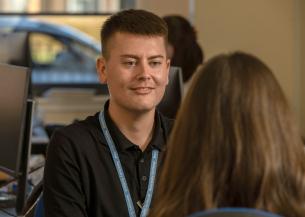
left=0, top=208, right=15, bottom=217
left=0, top=193, right=15, bottom=217
left=0, top=128, right=47, bottom=217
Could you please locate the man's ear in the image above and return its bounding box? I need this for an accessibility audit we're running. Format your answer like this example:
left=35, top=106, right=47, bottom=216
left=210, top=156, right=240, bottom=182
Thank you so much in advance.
left=96, top=56, right=107, bottom=84
left=165, top=58, right=171, bottom=85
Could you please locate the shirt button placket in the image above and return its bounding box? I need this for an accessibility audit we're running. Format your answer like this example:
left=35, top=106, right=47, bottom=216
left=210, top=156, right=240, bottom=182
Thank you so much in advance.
left=141, top=176, right=147, bottom=182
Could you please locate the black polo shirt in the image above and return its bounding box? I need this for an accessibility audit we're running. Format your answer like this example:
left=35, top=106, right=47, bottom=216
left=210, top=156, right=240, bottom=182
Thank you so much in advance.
left=43, top=102, right=174, bottom=217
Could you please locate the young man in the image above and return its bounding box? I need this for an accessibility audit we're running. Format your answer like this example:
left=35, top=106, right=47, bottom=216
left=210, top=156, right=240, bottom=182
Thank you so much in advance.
left=43, top=9, right=173, bottom=217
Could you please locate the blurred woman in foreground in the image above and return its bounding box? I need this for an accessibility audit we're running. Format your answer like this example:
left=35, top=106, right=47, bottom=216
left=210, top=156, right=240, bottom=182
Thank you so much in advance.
left=150, top=52, right=305, bottom=217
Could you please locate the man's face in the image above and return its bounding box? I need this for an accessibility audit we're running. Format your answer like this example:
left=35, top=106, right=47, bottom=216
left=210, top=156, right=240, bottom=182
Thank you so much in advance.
left=97, top=32, right=170, bottom=113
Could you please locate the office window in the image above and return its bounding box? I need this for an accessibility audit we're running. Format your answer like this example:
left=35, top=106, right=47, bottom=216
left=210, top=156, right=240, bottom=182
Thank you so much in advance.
left=29, top=32, right=98, bottom=85
left=0, top=0, right=134, bottom=13
left=66, top=0, right=120, bottom=12
left=30, top=33, right=64, bottom=65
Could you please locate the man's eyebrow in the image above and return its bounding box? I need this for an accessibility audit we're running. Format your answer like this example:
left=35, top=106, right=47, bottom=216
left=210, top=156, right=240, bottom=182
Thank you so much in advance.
left=119, top=55, right=165, bottom=59
left=120, top=54, right=139, bottom=59
left=148, top=55, right=164, bottom=60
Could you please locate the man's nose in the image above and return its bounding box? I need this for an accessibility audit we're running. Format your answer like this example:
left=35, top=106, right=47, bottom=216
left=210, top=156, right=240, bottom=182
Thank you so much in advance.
left=137, top=61, right=151, bottom=80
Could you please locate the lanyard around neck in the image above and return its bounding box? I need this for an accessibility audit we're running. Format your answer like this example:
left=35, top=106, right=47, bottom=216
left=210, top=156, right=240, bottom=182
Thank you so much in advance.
left=99, top=111, right=159, bottom=217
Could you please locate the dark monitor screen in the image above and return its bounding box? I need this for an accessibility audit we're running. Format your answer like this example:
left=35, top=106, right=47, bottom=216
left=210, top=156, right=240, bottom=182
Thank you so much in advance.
left=158, top=66, right=183, bottom=119
left=0, top=63, right=30, bottom=176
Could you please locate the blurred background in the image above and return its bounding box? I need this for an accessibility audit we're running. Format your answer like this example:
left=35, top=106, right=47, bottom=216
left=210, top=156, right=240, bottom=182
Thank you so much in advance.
left=0, top=0, right=305, bottom=137
left=1, top=1, right=305, bottom=215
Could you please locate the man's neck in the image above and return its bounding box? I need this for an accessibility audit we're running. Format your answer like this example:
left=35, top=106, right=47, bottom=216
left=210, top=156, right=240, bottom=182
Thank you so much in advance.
left=108, top=102, right=155, bottom=151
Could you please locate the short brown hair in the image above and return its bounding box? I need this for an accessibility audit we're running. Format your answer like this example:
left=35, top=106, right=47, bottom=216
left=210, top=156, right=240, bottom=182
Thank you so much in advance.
left=100, top=9, right=168, bottom=58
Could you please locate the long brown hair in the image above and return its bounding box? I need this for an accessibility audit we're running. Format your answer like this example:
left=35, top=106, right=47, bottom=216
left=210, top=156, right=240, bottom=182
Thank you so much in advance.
left=149, top=52, right=305, bottom=217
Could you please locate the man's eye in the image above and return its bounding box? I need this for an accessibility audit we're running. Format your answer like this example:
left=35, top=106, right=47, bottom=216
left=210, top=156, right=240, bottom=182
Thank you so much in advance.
left=123, top=61, right=137, bottom=67
left=149, top=61, right=161, bottom=67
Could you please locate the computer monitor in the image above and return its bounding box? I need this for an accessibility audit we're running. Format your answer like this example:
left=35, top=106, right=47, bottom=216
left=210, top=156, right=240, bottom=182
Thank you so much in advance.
left=0, top=63, right=33, bottom=215
left=0, top=63, right=30, bottom=175
left=16, top=99, right=33, bottom=214
left=157, top=66, right=184, bottom=119
left=0, top=31, right=29, bottom=67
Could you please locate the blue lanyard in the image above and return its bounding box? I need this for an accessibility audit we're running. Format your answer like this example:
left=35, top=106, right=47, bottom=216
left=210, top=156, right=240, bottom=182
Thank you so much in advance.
left=99, top=111, right=159, bottom=217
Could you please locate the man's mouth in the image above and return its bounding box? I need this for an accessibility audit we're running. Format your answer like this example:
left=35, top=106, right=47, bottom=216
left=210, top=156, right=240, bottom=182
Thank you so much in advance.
left=131, top=87, right=154, bottom=94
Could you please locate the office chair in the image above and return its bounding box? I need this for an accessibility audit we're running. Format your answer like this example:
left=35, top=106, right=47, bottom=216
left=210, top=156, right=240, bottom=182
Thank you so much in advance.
left=33, top=196, right=44, bottom=217
left=187, top=208, right=282, bottom=217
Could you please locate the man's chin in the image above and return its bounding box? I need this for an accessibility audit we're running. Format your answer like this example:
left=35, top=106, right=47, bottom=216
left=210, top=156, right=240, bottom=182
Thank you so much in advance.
left=126, top=101, right=159, bottom=113
left=115, top=97, right=162, bottom=114
left=132, top=105, right=156, bottom=113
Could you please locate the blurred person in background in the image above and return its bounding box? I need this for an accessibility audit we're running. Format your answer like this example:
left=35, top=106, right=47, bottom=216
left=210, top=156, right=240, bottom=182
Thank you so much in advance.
left=163, top=15, right=204, bottom=89
left=149, top=51, right=305, bottom=217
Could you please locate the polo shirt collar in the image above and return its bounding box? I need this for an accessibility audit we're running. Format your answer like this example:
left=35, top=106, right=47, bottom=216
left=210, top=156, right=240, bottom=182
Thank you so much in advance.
left=102, top=100, right=166, bottom=152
